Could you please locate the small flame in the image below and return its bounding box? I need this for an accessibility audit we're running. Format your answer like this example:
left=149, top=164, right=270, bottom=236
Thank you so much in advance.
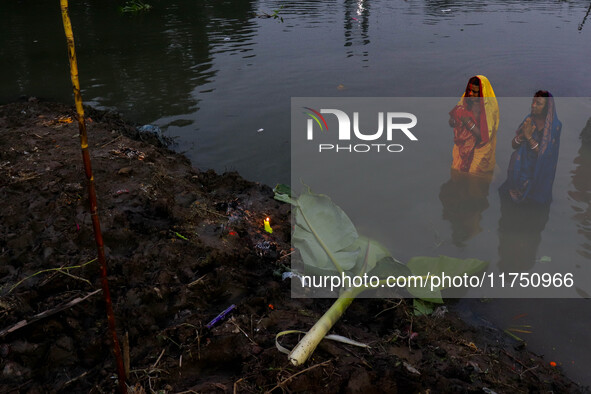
left=263, top=217, right=273, bottom=234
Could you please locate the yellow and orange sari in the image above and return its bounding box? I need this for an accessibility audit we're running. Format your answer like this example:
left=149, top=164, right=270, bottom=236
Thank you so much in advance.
left=450, top=75, right=499, bottom=176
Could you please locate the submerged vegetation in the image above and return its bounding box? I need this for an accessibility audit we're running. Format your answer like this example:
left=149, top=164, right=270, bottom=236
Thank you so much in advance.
left=255, top=4, right=285, bottom=22
left=120, top=0, right=152, bottom=13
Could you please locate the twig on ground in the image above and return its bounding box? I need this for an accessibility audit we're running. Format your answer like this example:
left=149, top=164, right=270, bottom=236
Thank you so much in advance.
left=124, top=331, right=131, bottom=378
left=519, top=365, right=539, bottom=379
left=230, top=317, right=257, bottom=345
left=0, top=289, right=101, bottom=338
left=56, top=268, right=92, bottom=286
left=62, top=371, right=89, bottom=389
left=233, top=377, right=244, bottom=394
left=130, top=368, right=168, bottom=376
left=278, top=250, right=295, bottom=261
left=187, top=274, right=207, bottom=288
left=502, top=349, right=540, bottom=380
left=152, top=349, right=165, bottom=369
left=374, top=299, right=403, bottom=318
left=197, top=326, right=202, bottom=360
left=100, top=134, right=122, bottom=148
left=6, top=258, right=97, bottom=294
left=193, top=204, right=227, bottom=218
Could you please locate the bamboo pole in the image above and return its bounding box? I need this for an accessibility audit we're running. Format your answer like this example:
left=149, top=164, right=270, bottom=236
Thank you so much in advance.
left=59, top=2, right=127, bottom=392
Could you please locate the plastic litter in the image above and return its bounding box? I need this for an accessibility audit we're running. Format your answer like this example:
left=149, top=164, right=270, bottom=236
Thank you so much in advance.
left=255, top=240, right=271, bottom=251
left=432, top=306, right=448, bottom=318
left=137, top=124, right=167, bottom=146
left=206, top=304, right=236, bottom=329
left=403, top=361, right=421, bottom=375
left=282, top=271, right=305, bottom=286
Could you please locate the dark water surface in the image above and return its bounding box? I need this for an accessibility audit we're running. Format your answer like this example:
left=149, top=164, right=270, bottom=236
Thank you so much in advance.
left=2, top=0, right=591, bottom=387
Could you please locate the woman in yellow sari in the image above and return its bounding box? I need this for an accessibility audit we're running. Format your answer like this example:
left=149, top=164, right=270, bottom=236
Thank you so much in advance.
left=448, top=75, right=500, bottom=176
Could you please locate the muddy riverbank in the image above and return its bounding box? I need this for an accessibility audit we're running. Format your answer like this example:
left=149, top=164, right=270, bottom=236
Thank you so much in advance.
left=0, top=99, right=587, bottom=393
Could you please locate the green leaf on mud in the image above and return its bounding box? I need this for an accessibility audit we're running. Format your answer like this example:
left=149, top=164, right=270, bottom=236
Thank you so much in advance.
left=293, top=191, right=359, bottom=273
left=273, top=184, right=296, bottom=205
left=413, top=299, right=435, bottom=316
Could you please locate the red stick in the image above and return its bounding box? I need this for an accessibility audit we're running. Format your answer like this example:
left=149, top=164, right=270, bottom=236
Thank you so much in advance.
left=59, top=1, right=127, bottom=392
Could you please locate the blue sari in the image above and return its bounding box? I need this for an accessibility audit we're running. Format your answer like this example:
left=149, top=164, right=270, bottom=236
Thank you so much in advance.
left=500, top=94, right=562, bottom=205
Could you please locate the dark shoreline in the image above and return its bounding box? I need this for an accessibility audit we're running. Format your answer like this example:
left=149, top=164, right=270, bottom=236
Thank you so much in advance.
left=0, top=99, right=587, bottom=393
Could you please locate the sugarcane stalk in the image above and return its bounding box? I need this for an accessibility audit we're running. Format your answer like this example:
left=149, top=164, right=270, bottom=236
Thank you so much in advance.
left=59, top=2, right=127, bottom=392
left=289, top=286, right=363, bottom=366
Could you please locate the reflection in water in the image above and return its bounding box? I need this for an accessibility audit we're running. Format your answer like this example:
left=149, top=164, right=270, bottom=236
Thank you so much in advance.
left=497, top=196, right=550, bottom=273
left=0, top=0, right=257, bottom=122
left=569, top=121, right=591, bottom=260
left=344, top=0, right=370, bottom=60
left=579, top=1, right=591, bottom=31
left=439, top=170, right=491, bottom=247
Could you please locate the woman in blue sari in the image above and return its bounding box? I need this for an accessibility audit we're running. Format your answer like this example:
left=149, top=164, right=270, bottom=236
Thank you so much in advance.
left=499, top=91, right=562, bottom=204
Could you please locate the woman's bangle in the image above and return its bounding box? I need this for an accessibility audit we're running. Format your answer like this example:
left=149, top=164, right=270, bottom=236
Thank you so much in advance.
left=527, top=138, right=538, bottom=150
left=514, top=135, right=522, bottom=144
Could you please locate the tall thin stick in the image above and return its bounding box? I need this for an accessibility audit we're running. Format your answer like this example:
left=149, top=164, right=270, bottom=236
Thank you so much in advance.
left=59, top=2, right=127, bottom=392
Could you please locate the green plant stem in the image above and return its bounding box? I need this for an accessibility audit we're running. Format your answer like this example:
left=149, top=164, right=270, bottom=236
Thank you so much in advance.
left=288, top=275, right=435, bottom=366
left=7, top=258, right=97, bottom=294
left=289, top=286, right=364, bottom=366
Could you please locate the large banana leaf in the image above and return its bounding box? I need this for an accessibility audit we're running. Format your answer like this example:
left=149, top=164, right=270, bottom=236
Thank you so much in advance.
left=276, top=185, right=485, bottom=301
left=293, top=191, right=359, bottom=273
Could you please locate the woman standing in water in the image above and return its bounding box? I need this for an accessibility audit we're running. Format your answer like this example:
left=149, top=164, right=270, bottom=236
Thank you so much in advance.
left=448, top=75, right=500, bottom=176
left=499, top=91, right=562, bottom=204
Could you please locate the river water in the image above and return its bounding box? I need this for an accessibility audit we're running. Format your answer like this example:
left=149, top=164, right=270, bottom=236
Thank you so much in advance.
left=1, top=0, right=591, bottom=386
